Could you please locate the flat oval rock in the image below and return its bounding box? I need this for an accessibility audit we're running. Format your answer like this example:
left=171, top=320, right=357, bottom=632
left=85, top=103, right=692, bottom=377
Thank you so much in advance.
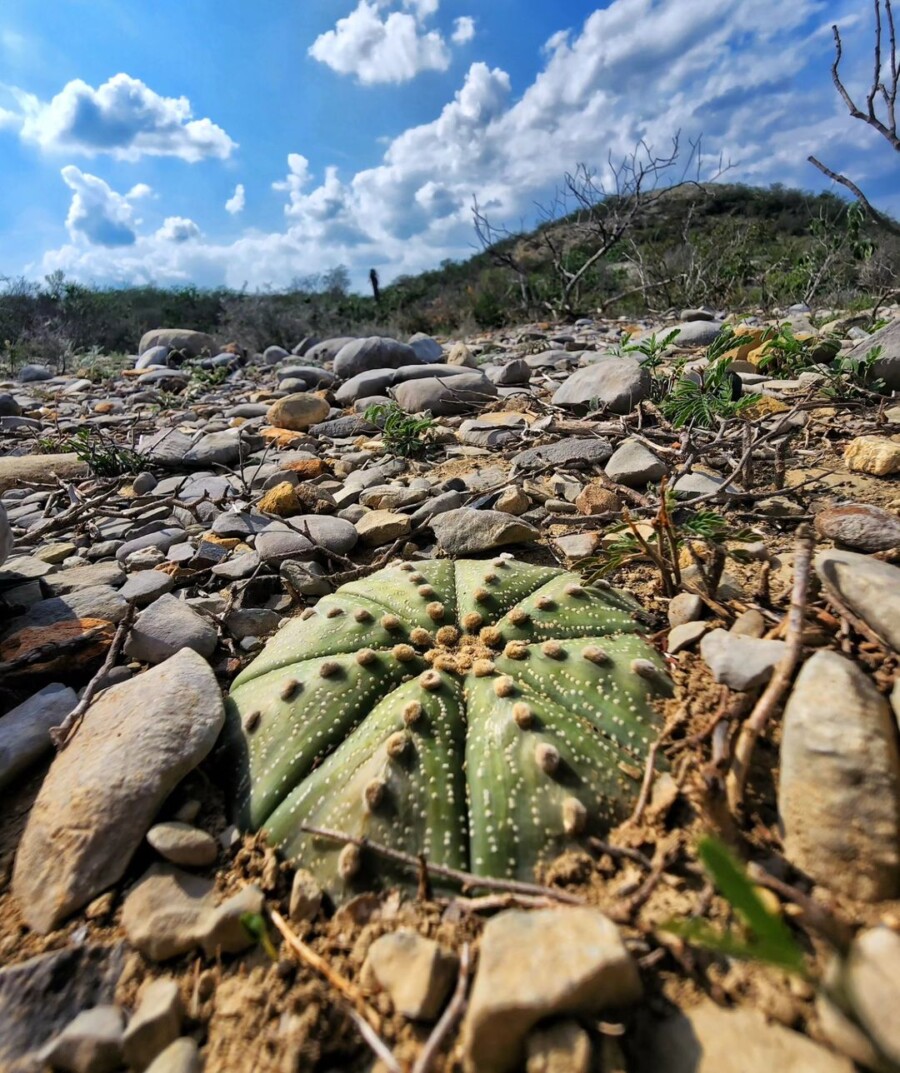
left=12, top=649, right=225, bottom=933
left=814, top=502, right=900, bottom=552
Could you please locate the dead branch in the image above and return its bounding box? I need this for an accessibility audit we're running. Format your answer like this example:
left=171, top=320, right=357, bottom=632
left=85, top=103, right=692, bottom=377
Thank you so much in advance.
left=298, top=823, right=585, bottom=905
left=411, top=943, right=471, bottom=1073
left=726, top=525, right=815, bottom=814
left=50, top=602, right=137, bottom=748
left=809, top=2, right=900, bottom=235
left=269, top=909, right=386, bottom=1034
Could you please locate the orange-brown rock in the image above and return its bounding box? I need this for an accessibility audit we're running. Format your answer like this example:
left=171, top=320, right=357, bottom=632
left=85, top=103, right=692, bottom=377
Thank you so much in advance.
left=257, top=482, right=303, bottom=517
left=259, top=427, right=309, bottom=449
left=282, top=458, right=330, bottom=479
left=0, top=618, right=114, bottom=676
left=574, top=482, right=623, bottom=516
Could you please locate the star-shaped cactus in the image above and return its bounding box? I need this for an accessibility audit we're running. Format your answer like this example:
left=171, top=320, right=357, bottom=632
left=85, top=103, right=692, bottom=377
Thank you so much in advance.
left=225, top=557, right=671, bottom=897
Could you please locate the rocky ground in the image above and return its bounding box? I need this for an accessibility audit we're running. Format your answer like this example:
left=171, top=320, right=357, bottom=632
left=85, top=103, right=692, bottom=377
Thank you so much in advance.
left=0, top=307, right=899, bottom=1073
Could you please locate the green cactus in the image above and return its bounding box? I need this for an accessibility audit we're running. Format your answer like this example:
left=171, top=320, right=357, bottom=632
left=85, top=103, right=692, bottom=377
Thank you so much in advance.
left=225, top=557, right=671, bottom=897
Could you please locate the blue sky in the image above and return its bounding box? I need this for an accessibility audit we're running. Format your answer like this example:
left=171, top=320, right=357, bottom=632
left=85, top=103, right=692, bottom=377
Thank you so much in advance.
left=0, top=0, right=896, bottom=292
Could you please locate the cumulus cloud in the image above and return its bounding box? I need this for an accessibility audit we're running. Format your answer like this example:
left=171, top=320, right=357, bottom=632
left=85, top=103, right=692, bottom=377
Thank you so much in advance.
left=156, top=216, right=201, bottom=243
left=225, top=183, right=246, bottom=214
left=451, top=16, right=475, bottom=45
left=14, top=73, right=235, bottom=161
left=60, top=165, right=148, bottom=246
left=35, top=0, right=888, bottom=289
left=308, top=0, right=451, bottom=84
left=272, top=154, right=312, bottom=210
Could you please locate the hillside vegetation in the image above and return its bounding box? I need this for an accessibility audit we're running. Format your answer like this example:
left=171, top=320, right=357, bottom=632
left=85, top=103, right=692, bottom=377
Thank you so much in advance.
left=1, top=182, right=897, bottom=368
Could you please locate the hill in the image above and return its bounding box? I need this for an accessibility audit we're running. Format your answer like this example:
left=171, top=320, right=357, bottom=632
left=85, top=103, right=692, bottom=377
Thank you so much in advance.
left=1, top=181, right=897, bottom=367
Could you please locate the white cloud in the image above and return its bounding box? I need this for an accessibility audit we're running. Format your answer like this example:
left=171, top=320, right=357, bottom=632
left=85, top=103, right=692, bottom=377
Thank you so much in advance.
left=225, top=183, right=246, bottom=214
left=156, top=216, right=201, bottom=243
left=12, top=73, right=235, bottom=161
left=451, top=16, right=475, bottom=45
left=60, top=165, right=148, bottom=246
left=308, top=0, right=451, bottom=84
left=403, top=0, right=439, bottom=16
left=35, top=0, right=888, bottom=289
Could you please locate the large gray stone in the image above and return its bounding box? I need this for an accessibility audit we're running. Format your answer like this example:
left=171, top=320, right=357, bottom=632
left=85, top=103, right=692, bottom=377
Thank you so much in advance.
left=122, top=977, right=182, bottom=1070
left=815, top=502, right=900, bottom=552
left=408, top=333, right=444, bottom=362
left=38, top=1005, right=125, bottom=1073
left=0, top=944, right=126, bottom=1073
left=12, top=649, right=225, bottom=932
left=5, top=585, right=128, bottom=635
left=136, top=429, right=196, bottom=469
left=304, top=336, right=356, bottom=365
left=135, top=345, right=170, bottom=370
left=780, top=650, right=900, bottom=901
left=431, top=508, right=539, bottom=555
left=461, top=908, right=641, bottom=1073
left=144, top=1038, right=200, bottom=1073
left=138, top=329, right=214, bottom=357
left=0, top=682, right=77, bottom=791
left=124, top=593, right=218, bottom=664
left=19, top=363, right=52, bottom=382
left=605, top=439, right=667, bottom=487
left=362, top=930, right=458, bottom=1021
left=630, top=1001, right=853, bottom=1073
left=700, top=629, right=787, bottom=691
left=263, top=344, right=290, bottom=365
left=842, top=317, right=900, bottom=390
left=182, top=429, right=247, bottom=468
left=334, top=336, right=418, bottom=379
left=393, top=371, right=498, bottom=415
left=285, top=514, right=359, bottom=554
left=512, top=438, right=613, bottom=471
left=552, top=356, right=649, bottom=413
left=667, top=319, right=725, bottom=347
left=815, top=549, right=900, bottom=652
left=335, top=363, right=474, bottom=405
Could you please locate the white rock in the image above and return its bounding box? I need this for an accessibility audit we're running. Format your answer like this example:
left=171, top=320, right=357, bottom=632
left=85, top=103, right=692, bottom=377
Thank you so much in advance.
left=12, top=650, right=225, bottom=933
left=780, top=650, right=900, bottom=901
left=363, top=929, right=458, bottom=1021
left=699, top=629, right=787, bottom=691
left=123, top=978, right=182, bottom=1071
left=461, top=908, right=641, bottom=1073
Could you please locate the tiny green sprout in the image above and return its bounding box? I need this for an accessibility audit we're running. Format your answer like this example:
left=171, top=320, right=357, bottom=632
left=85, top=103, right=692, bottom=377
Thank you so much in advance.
left=240, top=911, right=279, bottom=960
left=662, top=836, right=808, bottom=977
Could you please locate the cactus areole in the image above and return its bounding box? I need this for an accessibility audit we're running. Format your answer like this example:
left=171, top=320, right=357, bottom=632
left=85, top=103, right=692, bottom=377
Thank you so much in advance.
left=226, top=557, right=671, bottom=897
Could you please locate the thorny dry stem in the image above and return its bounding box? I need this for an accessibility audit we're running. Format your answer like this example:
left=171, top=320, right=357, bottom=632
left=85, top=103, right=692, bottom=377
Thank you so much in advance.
left=726, top=524, right=815, bottom=815
left=411, top=943, right=471, bottom=1073
left=298, top=823, right=585, bottom=905
left=49, top=602, right=137, bottom=748
left=269, top=908, right=386, bottom=1034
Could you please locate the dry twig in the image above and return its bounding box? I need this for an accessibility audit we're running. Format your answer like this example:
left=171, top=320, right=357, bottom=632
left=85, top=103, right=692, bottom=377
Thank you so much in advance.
left=298, top=824, right=585, bottom=905
left=726, top=525, right=815, bottom=814
left=50, top=602, right=137, bottom=748
left=411, top=943, right=471, bottom=1073
left=269, top=909, right=385, bottom=1033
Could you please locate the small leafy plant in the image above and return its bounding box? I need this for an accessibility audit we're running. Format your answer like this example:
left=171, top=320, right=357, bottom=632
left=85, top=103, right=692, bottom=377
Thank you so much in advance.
left=610, top=327, right=682, bottom=368
left=660, top=359, right=759, bottom=430
left=364, top=402, right=436, bottom=458
left=662, top=837, right=807, bottom=977
left=821, top=344, right=886, bottom=399
left=754, top=322, right=830, bottom=378
left=580, top=494, right=757, bottom=598
left=40, top=427, right=145, bottom=478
